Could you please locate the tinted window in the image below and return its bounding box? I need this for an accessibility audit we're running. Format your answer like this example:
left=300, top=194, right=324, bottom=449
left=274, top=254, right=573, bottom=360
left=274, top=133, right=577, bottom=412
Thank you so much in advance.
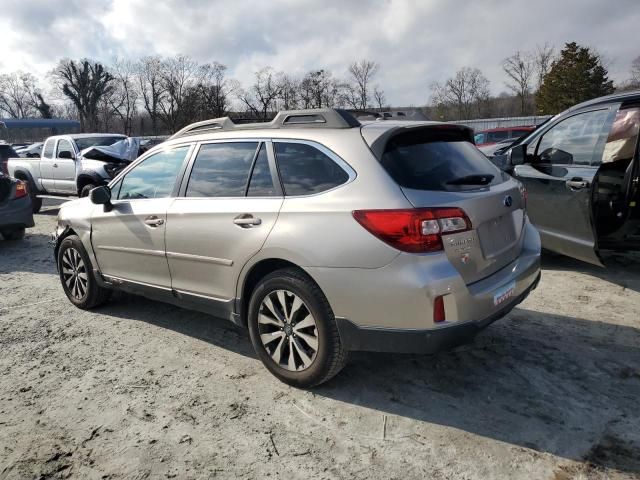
left=511, top=129, right=532, bottom=137
left=117, top=146, right=189, bottom=200
left=536, top=109, right=609, bottom=165
left=56, top=139, right=74, bottom=157
left=186, top=142, right=258, bottom=197
left=274, top=142, right=349, bottom=195
left=43, top=140, right=55, bottom=158
left=247, top=144, right=276, bottom=196
left=600, top=107, right=640, bottom=165
left=474, top=133, right=485, bottom=144
left=381, top=129, right=504, bottom=191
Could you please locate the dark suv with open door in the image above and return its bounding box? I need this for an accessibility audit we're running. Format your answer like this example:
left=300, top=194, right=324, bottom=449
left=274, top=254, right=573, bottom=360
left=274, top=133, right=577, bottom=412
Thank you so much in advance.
left=505, top=91, right=640, bottom=266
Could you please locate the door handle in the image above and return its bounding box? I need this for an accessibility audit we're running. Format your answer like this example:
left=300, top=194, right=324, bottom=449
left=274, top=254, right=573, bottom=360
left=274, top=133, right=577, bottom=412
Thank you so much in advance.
left=53, top=163, right=58, bottom=168
left=233, top=214, right=262, bottom=227
left=566, top=178, right=588, bottom=190
left=144, top=215, right=165, bottom=227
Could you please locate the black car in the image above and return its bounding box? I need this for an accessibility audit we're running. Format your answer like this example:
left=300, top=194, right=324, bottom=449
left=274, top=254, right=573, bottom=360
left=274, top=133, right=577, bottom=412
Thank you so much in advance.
left=0, top=173, right=34, bottom=240
left=503, top=91, right=640, bottom=266
left=0, top=143, right=19, bottom=175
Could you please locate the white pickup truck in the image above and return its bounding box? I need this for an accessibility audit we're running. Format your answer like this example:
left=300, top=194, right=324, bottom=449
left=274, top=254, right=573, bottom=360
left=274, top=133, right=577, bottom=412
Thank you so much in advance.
left=7, top=133, right=137, bottom=212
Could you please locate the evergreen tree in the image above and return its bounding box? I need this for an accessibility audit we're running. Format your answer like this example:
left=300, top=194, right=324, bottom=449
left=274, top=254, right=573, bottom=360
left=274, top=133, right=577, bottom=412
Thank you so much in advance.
left=537, top=42, right=614, bottom=114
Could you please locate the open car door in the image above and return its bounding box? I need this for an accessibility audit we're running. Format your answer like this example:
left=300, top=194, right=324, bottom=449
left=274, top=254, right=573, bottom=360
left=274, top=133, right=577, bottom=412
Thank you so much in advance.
left=513, top=107, right=616, bottom=266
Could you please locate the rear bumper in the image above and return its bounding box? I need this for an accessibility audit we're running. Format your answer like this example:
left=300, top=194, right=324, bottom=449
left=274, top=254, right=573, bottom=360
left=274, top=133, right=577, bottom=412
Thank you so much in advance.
left=336, top=271, right=540, bottom=353
left=0, top=196, right=34, bottom=230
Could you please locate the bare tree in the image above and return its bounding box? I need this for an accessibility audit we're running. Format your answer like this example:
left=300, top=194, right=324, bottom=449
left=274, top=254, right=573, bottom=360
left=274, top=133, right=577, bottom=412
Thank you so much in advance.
left=534, top=43, right=555, bottom=90
left=238, top=67, right=283, bottom=120
left=432, top=67, right=491, bottom=120
left=109, top=58, right=139, bottom=135
left=373, top=86, right=387, bottom=110
left=137, top=56, right=165, bottom=135
left=158, top=55, right=205, bottom=132
left=503, top=51, right=534, bottom=114
left=52, top=59, right=115, bottom=131
left=0, top=72, right=40, bottom=118
left=348, top=60, right=379, bottom=109
left=297, top=70, right=341, bottom=109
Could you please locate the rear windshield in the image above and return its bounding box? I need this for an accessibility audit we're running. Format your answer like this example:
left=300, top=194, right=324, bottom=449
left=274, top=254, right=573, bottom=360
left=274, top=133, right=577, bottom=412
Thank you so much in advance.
left=381, top=129, right=505, bottom=191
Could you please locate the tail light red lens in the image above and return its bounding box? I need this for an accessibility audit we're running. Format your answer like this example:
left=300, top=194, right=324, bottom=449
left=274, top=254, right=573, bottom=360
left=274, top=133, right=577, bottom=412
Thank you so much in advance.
left=352, top=207, right=471, bottom=253
left=14, top=181, right=28, bottom=199
left=433, top=295, right=446, bottom=323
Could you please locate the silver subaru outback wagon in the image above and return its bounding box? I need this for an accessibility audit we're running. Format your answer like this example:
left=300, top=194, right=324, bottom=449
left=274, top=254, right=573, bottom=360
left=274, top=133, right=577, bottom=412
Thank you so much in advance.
left=53, top=108, right=541, bottom=387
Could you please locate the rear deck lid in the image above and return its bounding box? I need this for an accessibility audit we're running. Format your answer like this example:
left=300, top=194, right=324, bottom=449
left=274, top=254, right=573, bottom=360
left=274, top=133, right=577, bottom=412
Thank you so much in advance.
left=366, top=124, right=526, bottom=284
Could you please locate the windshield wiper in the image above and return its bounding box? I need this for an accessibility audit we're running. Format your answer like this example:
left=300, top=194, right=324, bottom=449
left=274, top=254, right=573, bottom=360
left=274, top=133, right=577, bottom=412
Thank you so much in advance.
left=446, top=174, right=494, bottom=186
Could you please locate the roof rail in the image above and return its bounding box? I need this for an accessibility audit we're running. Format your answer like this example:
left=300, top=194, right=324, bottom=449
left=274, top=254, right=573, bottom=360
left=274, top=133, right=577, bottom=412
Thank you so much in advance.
left=169, top=108, right=361, bottom=140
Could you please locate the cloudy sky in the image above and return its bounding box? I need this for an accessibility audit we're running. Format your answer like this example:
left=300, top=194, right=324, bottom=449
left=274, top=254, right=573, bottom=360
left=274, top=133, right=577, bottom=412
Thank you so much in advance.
left=0, top=0, right=638, bottom=106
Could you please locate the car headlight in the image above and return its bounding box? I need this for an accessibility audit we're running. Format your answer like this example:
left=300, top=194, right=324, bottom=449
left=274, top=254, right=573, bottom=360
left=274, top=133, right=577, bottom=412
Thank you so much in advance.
left=104, top=163, right=123, bottom=179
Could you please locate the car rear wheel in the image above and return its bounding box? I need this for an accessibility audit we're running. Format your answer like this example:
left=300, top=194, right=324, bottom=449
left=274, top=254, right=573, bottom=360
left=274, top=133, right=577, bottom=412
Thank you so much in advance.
left=57, top=235, right=111, bottom=309
left=247, top=268, right=348, bottom=387
left=1, top=228, right=25, bottom=240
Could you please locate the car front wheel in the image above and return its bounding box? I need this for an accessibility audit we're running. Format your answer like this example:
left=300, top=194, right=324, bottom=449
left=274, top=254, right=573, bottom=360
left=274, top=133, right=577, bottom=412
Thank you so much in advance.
left=57, top=235, right=111, bottom=309
left=247, top=268, right=348, bottom=388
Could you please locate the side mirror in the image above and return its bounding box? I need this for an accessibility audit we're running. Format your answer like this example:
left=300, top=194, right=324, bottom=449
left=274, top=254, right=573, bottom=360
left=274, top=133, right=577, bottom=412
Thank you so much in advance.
left=508, top=144, right=527, bottom=166
left=58, top=151, right=75, bottom=160
left=89, top=185, right=112, bottom=211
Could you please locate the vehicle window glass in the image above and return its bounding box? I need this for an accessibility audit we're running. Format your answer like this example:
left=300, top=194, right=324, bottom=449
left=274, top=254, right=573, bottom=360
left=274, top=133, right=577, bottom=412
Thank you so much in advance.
left=43, top=140, right=55, bottom=158
left=247, top=144, right=276, bottom=196
left=56, top=139, right=74, bottom=158
left=380, top=129, right=505, bottom=192
left=186, top=142, right=258, bottom=197
left=511, top=129, right=532, bottom=137
left=274, top=142, right=349, bottom=196
left=117, top=146, right=189, bottom=200
left=75, top=136, right=124, bottom=150
left=600, top=107, right=640, bottom=165
left=474, top=133, right=485, bottom=144
left=487, top=131, right=509, bottom=142
left=537, top=110, right=609, bottom=165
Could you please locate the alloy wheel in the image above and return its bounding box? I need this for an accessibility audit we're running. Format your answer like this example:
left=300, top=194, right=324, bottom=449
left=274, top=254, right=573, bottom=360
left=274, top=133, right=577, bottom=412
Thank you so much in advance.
left=258, top=289, right=319, bottom=371
left=61, top=247, right=88, bottom=300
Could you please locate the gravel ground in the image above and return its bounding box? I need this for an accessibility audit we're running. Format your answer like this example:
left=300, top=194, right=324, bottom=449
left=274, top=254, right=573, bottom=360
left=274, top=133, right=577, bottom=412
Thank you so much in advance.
left=1, top=201, right=640, bottom=479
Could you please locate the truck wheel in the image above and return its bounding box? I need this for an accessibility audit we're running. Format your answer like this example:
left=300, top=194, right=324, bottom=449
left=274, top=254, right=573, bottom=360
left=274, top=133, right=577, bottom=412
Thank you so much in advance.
left=1, top=228, right=25, bottom=240
left=80, top=183, right=96, bottom=198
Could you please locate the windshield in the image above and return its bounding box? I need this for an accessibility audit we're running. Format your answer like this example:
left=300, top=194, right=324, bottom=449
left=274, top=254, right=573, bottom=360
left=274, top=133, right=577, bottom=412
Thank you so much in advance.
left=381, top=129, right=505, bottom=191
left=75, top=136, right=125, bottom=151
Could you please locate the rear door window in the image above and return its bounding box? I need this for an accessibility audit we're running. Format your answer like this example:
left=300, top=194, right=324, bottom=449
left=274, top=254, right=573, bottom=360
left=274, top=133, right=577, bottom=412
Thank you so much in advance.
left=600, top=107, right=640, bottom=165
left=186, top=142, right=259, bottom=197
left=247, top=143, right=277, bottom=197
left=274, top=142, right=349, bottom=195
left=380, top=129, right=504, bottom=191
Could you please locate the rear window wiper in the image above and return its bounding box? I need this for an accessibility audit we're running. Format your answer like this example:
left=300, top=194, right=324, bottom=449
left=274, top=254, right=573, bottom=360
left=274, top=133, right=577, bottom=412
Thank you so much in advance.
left=446, top=174, right=494, bottom=186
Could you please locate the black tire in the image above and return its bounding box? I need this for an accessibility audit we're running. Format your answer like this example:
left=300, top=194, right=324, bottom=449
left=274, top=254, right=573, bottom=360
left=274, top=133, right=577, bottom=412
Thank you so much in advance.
left=1, top=228, right=25, bottom=240
left=247, top=268, right=348, bottom=388
left=31, top=196, right=42, bottom=214
left=57, top=235, right=111, bottom=309
left=80, top=183, right=96, bottom=198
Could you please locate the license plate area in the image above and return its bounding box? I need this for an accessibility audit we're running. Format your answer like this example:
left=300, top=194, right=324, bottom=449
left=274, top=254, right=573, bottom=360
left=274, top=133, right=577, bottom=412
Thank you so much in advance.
left=478, top=214, right=517, bottom=259
left=493, top=280, right=516, bottom=306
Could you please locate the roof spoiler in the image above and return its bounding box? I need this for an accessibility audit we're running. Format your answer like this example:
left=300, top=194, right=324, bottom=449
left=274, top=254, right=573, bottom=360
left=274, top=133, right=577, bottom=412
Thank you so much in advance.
left=169, top=108, right=361, bottom=140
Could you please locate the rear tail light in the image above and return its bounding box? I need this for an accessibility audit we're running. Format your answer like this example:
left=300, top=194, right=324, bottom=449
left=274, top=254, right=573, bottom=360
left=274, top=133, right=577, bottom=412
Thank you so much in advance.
left=14, top=180, right=28, bottom=199
left=433, top=295, right=446, bottom=323
left=352, top=207, right=471, bottom=253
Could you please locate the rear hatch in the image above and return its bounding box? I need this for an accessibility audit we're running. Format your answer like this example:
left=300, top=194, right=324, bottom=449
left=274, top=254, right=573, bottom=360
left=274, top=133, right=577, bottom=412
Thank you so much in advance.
left=0, top=174, right=13, bottom=205
left=363, top=123, right=526, bottom=284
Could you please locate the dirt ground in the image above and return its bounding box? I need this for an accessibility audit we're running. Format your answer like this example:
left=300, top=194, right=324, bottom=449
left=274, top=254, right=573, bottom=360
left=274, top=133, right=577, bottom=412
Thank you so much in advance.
left=1, top=201, right=640, bottom=480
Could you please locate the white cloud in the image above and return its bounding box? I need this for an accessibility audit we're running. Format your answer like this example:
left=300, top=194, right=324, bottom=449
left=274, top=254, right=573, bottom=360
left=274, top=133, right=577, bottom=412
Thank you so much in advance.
left=0, top=0, right=638, bottom=106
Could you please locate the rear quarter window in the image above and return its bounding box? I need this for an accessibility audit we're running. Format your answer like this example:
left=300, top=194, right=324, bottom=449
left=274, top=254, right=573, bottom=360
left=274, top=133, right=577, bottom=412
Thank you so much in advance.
left=381, top=129, right=505, bottom=191
left=274, top=142, right=350, bottom=196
